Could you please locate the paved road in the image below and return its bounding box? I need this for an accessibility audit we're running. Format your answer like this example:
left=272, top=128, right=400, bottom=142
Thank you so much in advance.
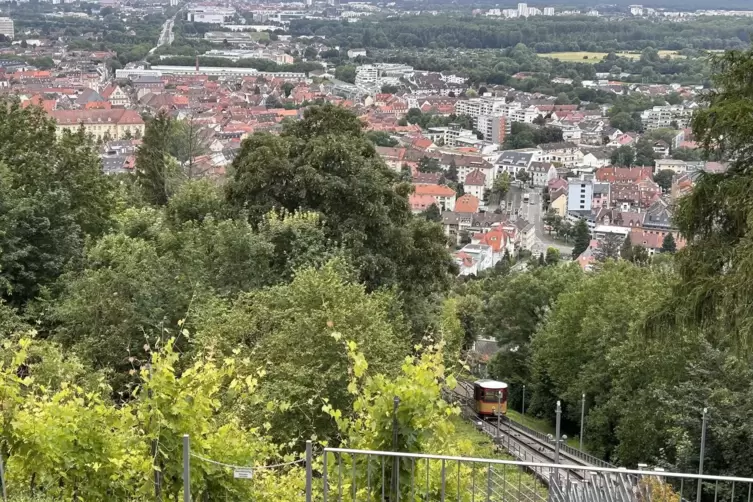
left=519, top=189, right=573, bottom=257
left=148, top=16, right=176, bottom=56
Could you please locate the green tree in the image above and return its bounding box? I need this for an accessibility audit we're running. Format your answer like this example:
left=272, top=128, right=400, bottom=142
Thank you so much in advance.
left=654, top=169, right=674, bottom=191
left=593, top=234, right=622, bottom=262
left=418, top=156, right=442, bottom=173
left=0, top=100, right=114, bottom=306
left=571, top=220, right=590, bottom=258
left=365, top=130, right=398, bottom=147
left=195, top=260, right=410, bottom=442
left=224, top=105, right=455, bottom=325
left=620, top=236, right=633, bottom=261
left=609, top=112, right=639, bottom=132
left=528, top=262, right=673, bottom=459
left=545, top=247, right=561, bottom=265
left=136, top=111, right=181, bottom=206
left=635, top=138, right=658, bottom=167
left=422, top=203, right=442, bottom=222
left=493, top=172, right=511, bottom=197
left=661, top=232, right=677, bottom=253
left=446, top=158, right=458, bottom=182
left=516, top=168, right=530, bottom=184
left=672, top=147, right=702, bottom=161
left=610, top=145, right=635, bottom=167
left=335, top=64, right=356, bottom=83
left=647, top=49, right=753, bottom=344
left=282, top=82, right=295, bottom=97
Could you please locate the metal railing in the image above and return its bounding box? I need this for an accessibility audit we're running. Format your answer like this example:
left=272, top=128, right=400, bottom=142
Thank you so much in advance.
left=178, top=436, right=753, bottom=502
left=316, top=448, right=753, bottom=502
left=449, top=389, right=613, bottom=470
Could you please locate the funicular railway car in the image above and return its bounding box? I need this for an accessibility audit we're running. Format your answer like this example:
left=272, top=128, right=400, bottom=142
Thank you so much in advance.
left=473, top=379, right=508, bottom=417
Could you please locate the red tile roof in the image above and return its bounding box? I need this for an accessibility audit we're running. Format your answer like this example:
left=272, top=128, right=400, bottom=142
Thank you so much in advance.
left=414, top=184, right=456, bottom=197
left=455, top=194, right=480, bottom=213
left=49, top=109, right=144, bottom=126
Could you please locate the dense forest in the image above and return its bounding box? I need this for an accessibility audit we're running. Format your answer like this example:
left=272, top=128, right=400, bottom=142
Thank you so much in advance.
left=2, top=47, right=753, bottom=499
left=290, top=16, right=752, bottom=52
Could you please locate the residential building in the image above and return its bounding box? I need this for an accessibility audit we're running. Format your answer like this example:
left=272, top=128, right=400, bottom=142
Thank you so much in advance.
left=517, top=2, right=528, bottom=16
left=464, top=169, right=486, bottom=199
left=655, top=159, right=704, bottom=174
left=592, top=182, right=610, bottom=209
left=495, top=150, right=536, bottom=177
left=132, top=75, right=165, bottom=92
left=186, top=6, right=235, bottom=24
left=515, top=218, right=536, bottom=251
left=50, top=109, right=144, bottom=140
left=581, top=147, right=614, bottom=168
left=455, top=194, right=480, bottom=213
left=455, top=244, right=494, bottom=276
left=426, top=125, right=478, bottom=147
left=0, top=17, right=14, bottom=39
left=640, top=105, right=694, bottom=130
left=550, top=191, right=568, bottom=217
left=652, top=140, right=670, bottom=158
left=537, top=142, right=582, bottom=168
left=440, top=154, right=494, bottom=188
left=596, top=166, right=653, bottom=183
left=347, top=49, right=366, bottom=59
left=409, top=194, right=437, bottom=214
left=354, top=63, right=413, bottom=90
left=476, top=114, right=508, bottom=145
left=567, top=175, right=594, bottom=212
left=101, top=85, right=130, bottom=107
left=543, top=7, right=555, bottom=15
left=529, top=161, right=557, bottom=187
left=375, top=146, right=406, bottom=172
left=629, top=228, right=683, bottom=256
left=413, top=172, right=443, bottom=185
left=413, top=184, right=456, bottom=211
left=610, top=179, right=662, bottom=209
left=473, top=226, right=514, bottom=261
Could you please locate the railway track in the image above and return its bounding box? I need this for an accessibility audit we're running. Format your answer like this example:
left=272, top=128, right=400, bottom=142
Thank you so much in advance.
left=448, top=381, right=616, bottom=486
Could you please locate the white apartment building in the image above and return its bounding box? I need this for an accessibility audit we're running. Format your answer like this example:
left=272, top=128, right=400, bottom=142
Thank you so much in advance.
left=543, top=7, right=555, bottom=15
left=0, top=17, right=14, bottom=39
left=187, top=7, right=236, bottom=24
left=517, top=2, right=528, bottom=17
left=640, top=105, right=694, bottom=130
left=567, top=176, right=594, bottom=212
left=455, top=98, right=526, bottom=127
left=354, top=63, right=413, bottom=89
left=354, top=65, right=378, bottom=87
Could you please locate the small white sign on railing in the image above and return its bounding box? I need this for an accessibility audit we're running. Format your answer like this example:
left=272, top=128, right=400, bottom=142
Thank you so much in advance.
left=233, top=467, right=253, bottom=479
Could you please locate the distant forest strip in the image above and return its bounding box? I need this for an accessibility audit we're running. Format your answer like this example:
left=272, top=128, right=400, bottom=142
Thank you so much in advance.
left=290, top=16, right=752, bottom=52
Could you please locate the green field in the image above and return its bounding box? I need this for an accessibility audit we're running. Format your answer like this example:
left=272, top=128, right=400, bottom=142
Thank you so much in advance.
left=250, top=31, right=270, bottom=41
left=538, top=50, right=683, bottom=63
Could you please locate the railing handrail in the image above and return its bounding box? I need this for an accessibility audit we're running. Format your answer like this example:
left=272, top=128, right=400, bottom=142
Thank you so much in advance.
left=323, top=447, right=753, bottom=484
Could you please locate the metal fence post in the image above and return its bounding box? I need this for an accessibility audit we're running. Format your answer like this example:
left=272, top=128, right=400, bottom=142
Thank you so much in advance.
left=522, top=385, right=526, bottom=416
left=555, top=400, right=562, bottom=464
left=392, top=396, right=401, bottom=499
left=579, top=393, right=586, bottom=451
left=306, top=440, right=313, bottom=502
left=0, top=451, right=7, bottom=502
left=183, top=434, right=190, bottom=502
left=697, top=408, right=708, bottom=502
